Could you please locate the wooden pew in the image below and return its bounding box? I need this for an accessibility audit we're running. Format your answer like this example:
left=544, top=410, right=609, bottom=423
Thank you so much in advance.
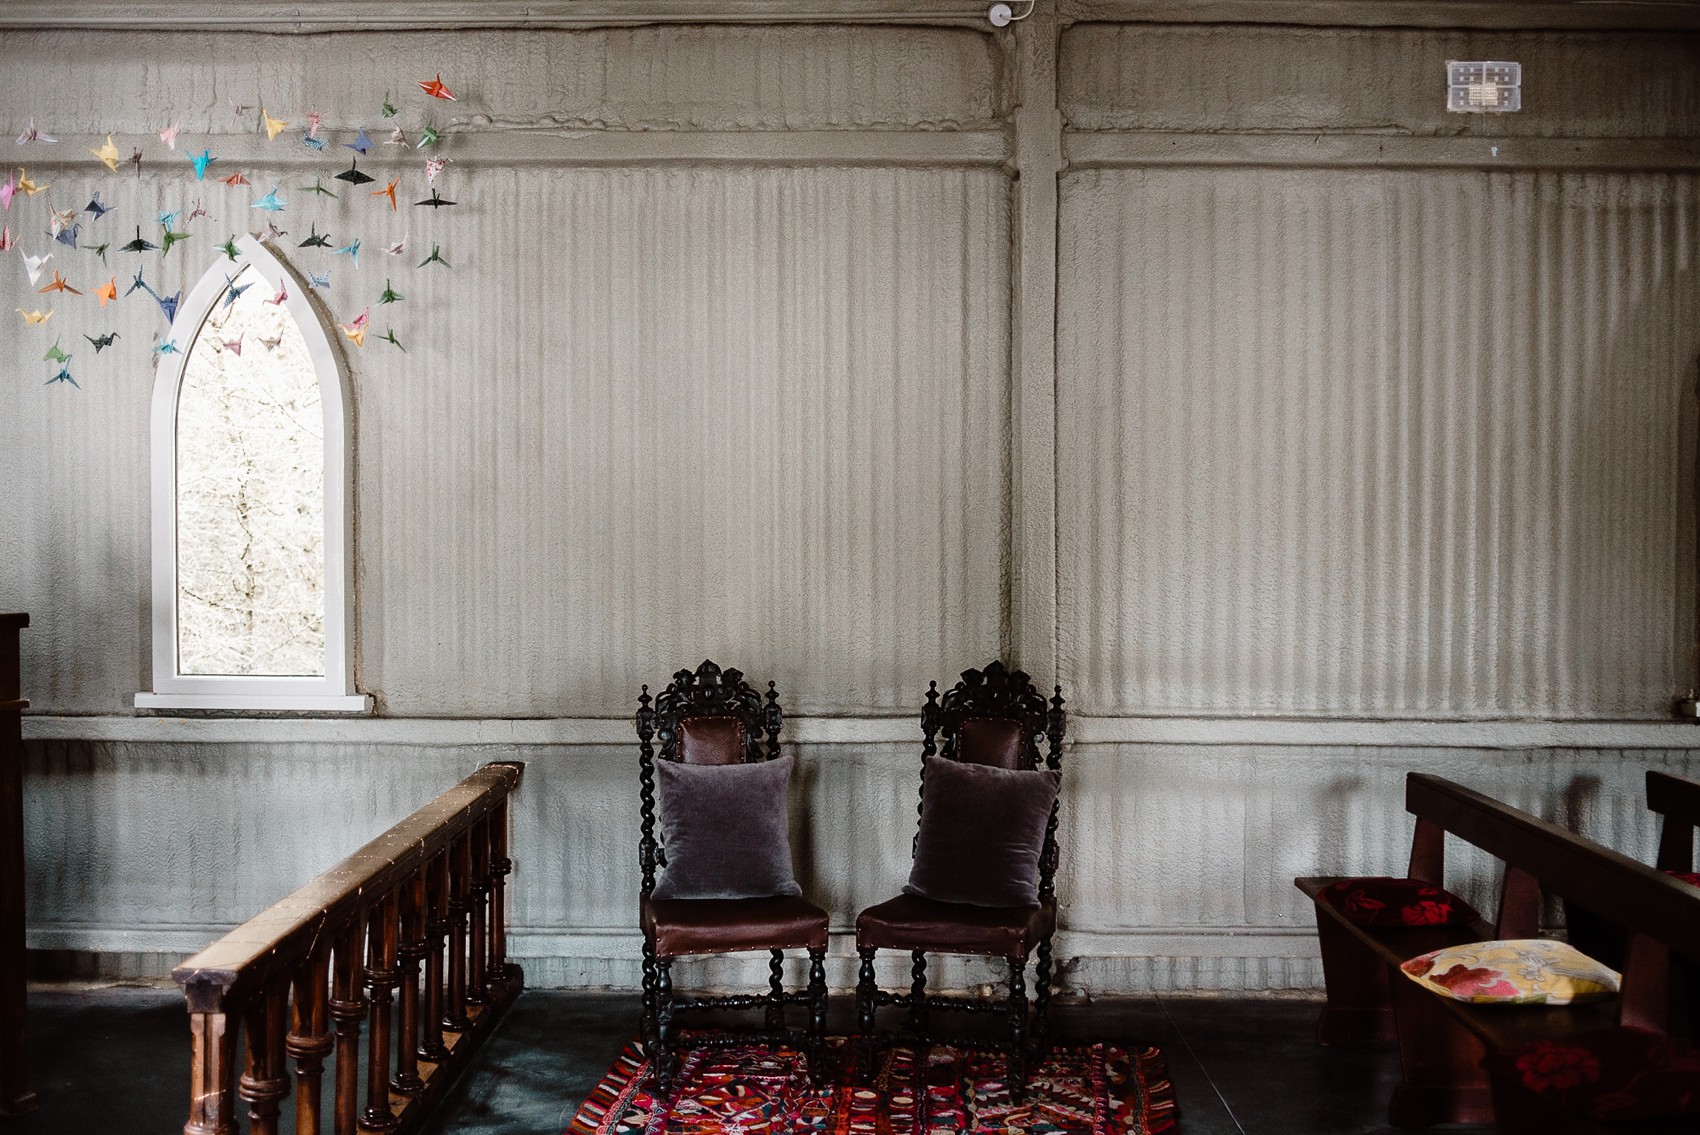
left=1297, top=772, right=1700, bottom=1131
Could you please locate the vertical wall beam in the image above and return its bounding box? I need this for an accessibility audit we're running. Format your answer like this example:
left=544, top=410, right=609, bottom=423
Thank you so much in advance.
left=0, top=613, right=34, bottom=1117
left=1009, top=8, right=1064, bottom=678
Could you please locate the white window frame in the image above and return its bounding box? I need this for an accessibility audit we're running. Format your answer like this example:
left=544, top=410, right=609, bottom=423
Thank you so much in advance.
left=136, top=234, right=370, bottom=712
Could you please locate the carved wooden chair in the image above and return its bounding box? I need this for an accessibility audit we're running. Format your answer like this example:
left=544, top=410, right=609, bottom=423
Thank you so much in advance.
left=854, top=660, right=1066, bottom=1095
left=635, top=660, right=829, bottom=1091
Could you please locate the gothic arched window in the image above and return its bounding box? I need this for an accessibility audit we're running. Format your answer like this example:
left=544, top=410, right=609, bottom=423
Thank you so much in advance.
left=137, top=235, right=368, bottom=711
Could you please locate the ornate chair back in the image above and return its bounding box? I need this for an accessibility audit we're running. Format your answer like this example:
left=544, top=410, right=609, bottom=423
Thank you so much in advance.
left=634, top=659, right=783, bottom=895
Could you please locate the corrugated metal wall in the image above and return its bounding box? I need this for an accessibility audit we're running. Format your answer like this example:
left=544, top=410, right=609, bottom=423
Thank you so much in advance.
left=4, top=15, right=1700, bottom=990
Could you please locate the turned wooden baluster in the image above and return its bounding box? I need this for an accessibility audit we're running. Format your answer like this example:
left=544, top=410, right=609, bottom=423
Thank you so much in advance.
left=467, top=816, right=491, bottom=1008
left=392, top=873, right=426, bottom=1097
left=182, top=990, right=240, bottom=1135
left=443, top=836, right=472, bottom=1034
left=489, top=798, right=512, bottom=984
left=420, top=854, right=450, bottom=1064
left=288, top=946, right=333, bottom=1135
left=330, top=923, right=367, bottom=1135
left=361, top=894, right=400, bottom=1132
left=239, top=977, right=291, bottom=1135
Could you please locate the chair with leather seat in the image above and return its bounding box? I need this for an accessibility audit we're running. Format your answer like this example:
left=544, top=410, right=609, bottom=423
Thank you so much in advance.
left=636, top=660, right=828, bottom=1090
left=854, top=660, right=1066, bottom=1095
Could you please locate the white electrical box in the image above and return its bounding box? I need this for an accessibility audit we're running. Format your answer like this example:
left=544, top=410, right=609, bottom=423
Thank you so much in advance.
left=1447, top=61, right=1522, bottom=113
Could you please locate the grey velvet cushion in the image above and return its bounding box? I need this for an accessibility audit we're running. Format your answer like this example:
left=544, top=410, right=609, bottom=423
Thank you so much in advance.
left=652, top=754, right=803, bottom=900
left=904, top=756, right=1062, bottom=908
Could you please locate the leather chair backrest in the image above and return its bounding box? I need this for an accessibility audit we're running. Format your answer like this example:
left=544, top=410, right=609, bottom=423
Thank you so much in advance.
left=678, top=715, right=749, bottom=765
left=954, top=716, right=1025, bottom=769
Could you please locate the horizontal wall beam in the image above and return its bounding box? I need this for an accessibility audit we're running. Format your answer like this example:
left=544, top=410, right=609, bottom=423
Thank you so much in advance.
left=13, top=130, right=1010, bottom=172
left=1066, top=132, right=1700, bottom=172
left=24, top=714, right=1700, bottom=749
left=0, top=1, right=994, bottom=30
left=1064, top=0, right=1700, bottom=31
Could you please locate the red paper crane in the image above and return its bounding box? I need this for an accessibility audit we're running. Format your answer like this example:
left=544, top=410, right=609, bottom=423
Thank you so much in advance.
left=418, top=73, right=456, bottom=101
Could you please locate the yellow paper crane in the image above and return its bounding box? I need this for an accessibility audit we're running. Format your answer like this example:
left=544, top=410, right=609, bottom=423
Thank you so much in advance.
left=16, top=308, right=54, bottom=326
left=262, top=109, right=288, bottom=141
left=15, top=168, right=49, bottom=196
left=87, top=134, right=120, bottom=172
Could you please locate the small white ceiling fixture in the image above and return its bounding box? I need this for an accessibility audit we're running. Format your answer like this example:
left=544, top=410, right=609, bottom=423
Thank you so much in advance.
left=988, top=0, right=1036, bottom=27
left=1447, top=60, right=1522, bottom=113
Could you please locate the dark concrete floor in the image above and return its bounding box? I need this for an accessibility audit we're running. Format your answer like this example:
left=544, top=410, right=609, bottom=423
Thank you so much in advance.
left=4, top=985, right=1485, bottom=1134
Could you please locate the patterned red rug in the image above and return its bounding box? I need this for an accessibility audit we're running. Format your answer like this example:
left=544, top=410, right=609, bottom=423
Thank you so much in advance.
left=567, top=1037, right=1178, bottom=1135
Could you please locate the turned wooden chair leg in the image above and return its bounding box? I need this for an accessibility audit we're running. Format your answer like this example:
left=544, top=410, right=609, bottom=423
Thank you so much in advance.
left=856, top=946, right=879, bottom=1083
left=1033, top=938, right=1054, bottom=1061
left=1007, top=957, right=1028, bottom=1100
left=807, top=947, right=828, bottom=1087
left=654, top=958, right=675, bottom=1096
left=765, top=949, right=787, bottom=1044
left=907, top=951, right=929, bottom=1039
left=640, top=937, right=658, bottom=1055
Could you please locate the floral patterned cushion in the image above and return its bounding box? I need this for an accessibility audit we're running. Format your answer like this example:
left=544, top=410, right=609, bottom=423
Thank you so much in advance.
left=1489, top=1027, right=1700, bottom=1123
left=1400, top=939, right=1619, bottom=1005
left=1318, top=876, right=1480, bottom=927
left=1665, top=869, right=1700, bottom=888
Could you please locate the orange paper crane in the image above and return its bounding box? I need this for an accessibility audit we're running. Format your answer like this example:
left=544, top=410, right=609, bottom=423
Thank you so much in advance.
left=38, top=270, right=81, bottom=295
left=371, top=177, right=399, bottom=211
left=94, top=276, right=118, bottom=307
left=418, top=73, right=456, bottom=100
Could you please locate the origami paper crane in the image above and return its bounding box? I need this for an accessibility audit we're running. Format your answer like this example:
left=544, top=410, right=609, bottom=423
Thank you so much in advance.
left=46, top=364, right=77, bottom=388
left=219, top=236, right=240, bottom=260
left=23, top=252, right=51, bottom=285
left=263, top=110, right=288, bottom=141
left=414, top=124, right=441, bottom=150
left=339, top=308, right=370, bottom=347
left=228, top=98, right=251, bottom=125
left=16, top=308, right=53, bottom=325
left=372, top=177, right=399, bottom=210
left=383, top=235, right=407, bottom=256
left=124, top=269, right=150, bottom=296
left=253, top=220, right=289, bottom=243
left=418, top=243, right=450, bottom=268
left=308, top=270, right=331, bottom=290
left=128, top=148, right=144, bottom=177
left=251, top=187, right=286, bottom=212
left=220, top=333, right=243, bottom=356
left=0, top=226, right=11, bottom=252
left=414, top=190, right=455, bottom=209
left=299, top=223, right=332, bottom=249
left=377, top=278, right=404, bottom=304
left=266, top=282, right=288, bottom=305
left=299, top=176, right=338, bottom=199
left=85, top=191, right=111, bottom=219
left=38, top=270, right=80, bottom=294
left=187, top=199, right=213, bottom=224
left=151, top=336, right=181, bottom=357
left=158, top=122, right=180, bottom=150
left=160, top=227, right=190, bottom=256
left=94, top=276, right=117, bottom=307
left=222, top=274, right=253, bottom=308
left=425, top=156, right=451, bottom=184
left=335, top=159, right=374, bottom=186
left=305, top=110, right=325, bottom=138
left=188, top=149, right=217, bottom=179
left=15, top=121, right=56, bottom=144
left=43, top=340, right=69, bottom=363
left=120, top=226, right=158, bottom=253
left=154, top=289, right=181, bottom=322
left=381, top=92, right=399, bottom=118
left=333, top=238, right=360, bottom=267
left=222, top=171, right=251, bottom=188
left=346, top=127, right=374, bottom=155
left=378, top=327, right=405, bottom=351
left=53, top=222, right=80, bottom=249
left=89, top=242, right=109, bottom=263
left=49, top=208, right=78, bottom=236
left=258, top=332, right=284, bottom=351
left=302, top=134, right=327, bottom=152
left=418, top=74, right=456, bottom=101
left=15, top=170, right=48, bottom=196
left=0, top=172, right=15, bottom=210
left=157, top=209, right=179, bottom=229
left=385, top=126, right=409, bottom=147
left=88, top=135, right=120, bottom=172
left=85, top=331, right=119, bottom=352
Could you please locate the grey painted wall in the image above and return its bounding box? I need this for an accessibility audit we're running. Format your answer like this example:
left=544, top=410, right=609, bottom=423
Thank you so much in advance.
left=4, top=9, right=1699, bottom=991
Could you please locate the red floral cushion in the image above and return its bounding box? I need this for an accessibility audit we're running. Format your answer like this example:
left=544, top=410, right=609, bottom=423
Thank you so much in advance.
left=1318, top=876, right=1480, bottom=927
left=1490, top=1027, right=1700, bottom=1123
left=1665, top=869, right=1700, bottom=888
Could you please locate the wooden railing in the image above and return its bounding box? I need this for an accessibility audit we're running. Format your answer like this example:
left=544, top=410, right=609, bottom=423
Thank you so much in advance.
left=174, top=761, right=524, bottom=1135
left=0, top=613, right=34, bottom=1116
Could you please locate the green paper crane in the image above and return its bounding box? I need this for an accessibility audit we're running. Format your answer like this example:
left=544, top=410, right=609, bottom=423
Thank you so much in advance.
left=418, top=243, right=450, bottom=268
left=160, top=227, right=191, bottom=256
left=379, top=328, right=405, bottom=351
left=219, top=236, right=240, bottom=261
left=377, top=279, right=404, bottom=305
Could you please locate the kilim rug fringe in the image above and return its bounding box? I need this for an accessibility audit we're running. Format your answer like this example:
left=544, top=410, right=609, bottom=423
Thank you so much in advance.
left=567, top=1036, right=1178, bottom=1135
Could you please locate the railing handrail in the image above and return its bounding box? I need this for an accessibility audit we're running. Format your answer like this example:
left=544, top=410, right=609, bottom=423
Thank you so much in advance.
left=173, top=761, right=523, bottom=1010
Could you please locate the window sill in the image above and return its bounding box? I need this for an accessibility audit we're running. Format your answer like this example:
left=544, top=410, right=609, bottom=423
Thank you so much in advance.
left=134, top=692, right=374, bottom=713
